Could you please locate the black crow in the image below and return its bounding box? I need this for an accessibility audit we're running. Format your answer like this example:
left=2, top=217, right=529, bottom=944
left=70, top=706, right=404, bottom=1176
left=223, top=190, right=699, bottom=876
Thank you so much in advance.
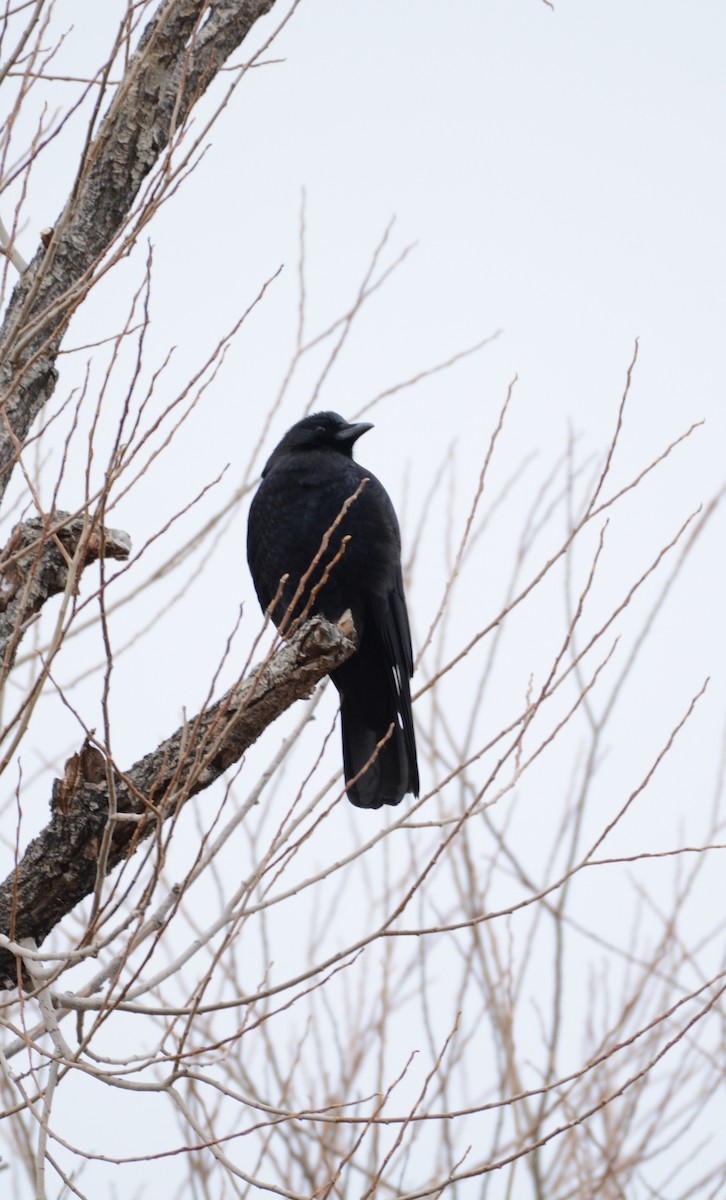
left=247, top=412, right=419, bottom=809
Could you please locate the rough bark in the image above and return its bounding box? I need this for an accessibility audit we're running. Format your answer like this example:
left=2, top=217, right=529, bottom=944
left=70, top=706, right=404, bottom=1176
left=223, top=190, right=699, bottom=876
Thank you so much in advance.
left=0, top=614, right=355, bottom=987
left=0, top=0, right=336, bottom=994
left=0, top=0, right=277, bottom=501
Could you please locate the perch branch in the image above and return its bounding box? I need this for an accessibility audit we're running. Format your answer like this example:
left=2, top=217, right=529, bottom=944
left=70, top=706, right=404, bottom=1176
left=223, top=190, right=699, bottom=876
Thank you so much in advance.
left=0, top=613, right=355, bottom=987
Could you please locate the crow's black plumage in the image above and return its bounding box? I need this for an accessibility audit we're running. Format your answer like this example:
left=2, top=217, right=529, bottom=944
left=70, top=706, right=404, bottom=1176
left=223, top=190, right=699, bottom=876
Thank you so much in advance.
left=246, top=412, right=419, bottom=809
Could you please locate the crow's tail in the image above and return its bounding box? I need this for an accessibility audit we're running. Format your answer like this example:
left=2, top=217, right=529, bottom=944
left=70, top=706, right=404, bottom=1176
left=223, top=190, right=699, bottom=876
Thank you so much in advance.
left=339, top=697, right=418, bottom=809
left=331, top=590, right=419, bottom=810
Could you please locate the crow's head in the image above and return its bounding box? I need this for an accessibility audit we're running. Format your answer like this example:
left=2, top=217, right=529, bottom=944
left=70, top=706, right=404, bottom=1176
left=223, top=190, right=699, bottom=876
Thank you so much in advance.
left=262, top=412, right=373, bottom=475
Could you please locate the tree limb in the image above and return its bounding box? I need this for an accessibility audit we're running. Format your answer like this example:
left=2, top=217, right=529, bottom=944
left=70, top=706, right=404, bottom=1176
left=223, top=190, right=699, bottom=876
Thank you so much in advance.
left=0, top=613, right=355, bottom=988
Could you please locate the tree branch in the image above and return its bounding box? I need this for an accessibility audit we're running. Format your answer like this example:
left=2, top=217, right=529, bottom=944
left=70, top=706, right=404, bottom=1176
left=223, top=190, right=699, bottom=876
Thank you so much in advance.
left=0, top=613, right=355, bottom=987
left=0, top=0, right=278, bottom=501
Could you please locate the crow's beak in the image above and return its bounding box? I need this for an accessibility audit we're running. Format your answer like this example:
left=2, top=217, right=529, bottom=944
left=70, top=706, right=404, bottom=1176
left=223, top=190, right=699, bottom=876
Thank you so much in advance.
left=335, top=421, right=373, bottom=446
